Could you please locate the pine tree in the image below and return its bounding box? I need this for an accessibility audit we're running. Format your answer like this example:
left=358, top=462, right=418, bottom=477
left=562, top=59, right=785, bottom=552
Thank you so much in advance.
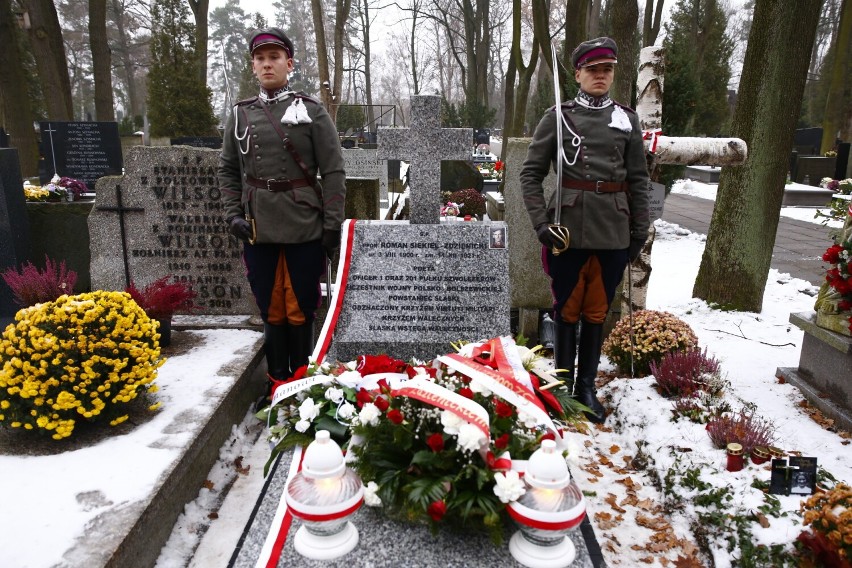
left=662, top=0, right=734, bottom=137
left=147, top=0, right=216, bottom=137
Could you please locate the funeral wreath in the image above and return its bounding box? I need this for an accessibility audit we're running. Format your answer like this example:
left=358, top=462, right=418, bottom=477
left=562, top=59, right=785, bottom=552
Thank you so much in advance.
left=258, top=338, right=587, bottom=541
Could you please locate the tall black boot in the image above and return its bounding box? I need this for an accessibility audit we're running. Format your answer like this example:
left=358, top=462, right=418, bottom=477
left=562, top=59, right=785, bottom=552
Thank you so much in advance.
left=287, top=322, right=314, bottom=376
left=258, top=323, right=289, bottom=410
left=554, top=319, right=577, bottom=393
left=576, top=320, right=606, bottom=423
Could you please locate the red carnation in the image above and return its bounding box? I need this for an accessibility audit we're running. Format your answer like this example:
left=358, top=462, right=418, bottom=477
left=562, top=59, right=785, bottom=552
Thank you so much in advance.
left=495, top=400, right=513, bottom=418
left=458, top=387, right=474, bottom=399
left=357, top=354, right=407, bottom=375
left=822, top=244, right=844, bottom=264
left=495, top=160, right=503, bottom=171
left=374, top=396, right=390, bottom=411
left=427, top=433, right=445, bottom=452
left=494, top=433, right=510, bottom=450
left=427, top=500, right=447, bottom=522
left=387, top=409, right=404, bottom=424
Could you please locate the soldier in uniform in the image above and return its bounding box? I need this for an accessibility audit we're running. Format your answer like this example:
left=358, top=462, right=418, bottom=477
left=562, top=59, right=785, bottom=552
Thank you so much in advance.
left=219, top=28, right=346, bottom=402
left=520, top=37, right=650, bottom=423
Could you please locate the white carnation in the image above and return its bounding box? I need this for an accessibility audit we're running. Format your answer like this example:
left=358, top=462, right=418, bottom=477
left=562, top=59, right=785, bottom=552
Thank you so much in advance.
left=364, top=481, right=382, bottom=507
left=325, top=386, right=344, bottom=403
left=298, top=398, right=322, bottom=422
left=294, top=420, right=310, bottom=433
left=493, top=470, right=526, bottom=503
left=517, top=409, right=538, bottom=429
left=440, top=409, right=464, bottom=435
left=469, top=379, right=492, bottom=397
left=358, top=402, right=381, bottom=426
left=457, top=422, right=486, bottom=452
left=336, top=370, right=363, bottom=389
left=338, top=402, right=356, bottom=420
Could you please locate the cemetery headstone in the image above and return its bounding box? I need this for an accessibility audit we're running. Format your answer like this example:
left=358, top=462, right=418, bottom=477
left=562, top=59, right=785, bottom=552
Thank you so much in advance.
left=835, top=142, right=850, bottom=180
left=794, top=127, right=822, bottom=156
left=0, top=149, right=31, bottom=323
left=342, top=148, right=388, bottom=207
left=328, top=96, right=509, bottom=362
left=170, top=136, right=223, bottom=150
left=39, top=121, right=123, bottom=191
left=441, top=161, right=484, bottom=194
left=88, top=146, right=254, bottom=314
left=0, top=128, right=8, bottom=148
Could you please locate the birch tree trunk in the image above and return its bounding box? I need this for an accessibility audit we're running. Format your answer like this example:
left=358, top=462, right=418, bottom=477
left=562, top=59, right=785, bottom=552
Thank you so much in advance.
left=693, top=0, right=822, bottom=311
left=89, top=0, right=116, bottom=121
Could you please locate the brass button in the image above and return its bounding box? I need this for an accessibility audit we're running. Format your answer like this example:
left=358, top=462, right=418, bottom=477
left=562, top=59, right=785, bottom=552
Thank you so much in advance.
left=585, top=174, right=591, bottom=179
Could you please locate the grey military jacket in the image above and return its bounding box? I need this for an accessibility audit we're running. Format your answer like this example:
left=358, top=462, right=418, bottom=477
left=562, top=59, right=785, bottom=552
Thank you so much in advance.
left=219, top=92, right=346, bottom=244
left=520, top=100, right=650, bottom=249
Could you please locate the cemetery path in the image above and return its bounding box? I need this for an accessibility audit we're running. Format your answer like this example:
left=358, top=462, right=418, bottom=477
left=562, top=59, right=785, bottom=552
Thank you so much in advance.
left=661, top=193, right=829, bottom=286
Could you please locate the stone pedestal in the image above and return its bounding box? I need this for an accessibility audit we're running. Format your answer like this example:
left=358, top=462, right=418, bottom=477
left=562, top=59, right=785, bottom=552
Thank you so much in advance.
left=776, top=311, right=852, bottom=432
left=343, top=178, right=380, bottom=221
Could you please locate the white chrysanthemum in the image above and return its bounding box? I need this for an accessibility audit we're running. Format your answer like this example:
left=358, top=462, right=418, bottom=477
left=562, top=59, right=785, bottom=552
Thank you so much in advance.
left=517, top=409, right=538, bottom=429
left=338, top=402, right=356, bottom=420
left=295, top=420, right=310, bottom=433
left=358, top=402, right=381, bottom=426
left=440, top=409, right=464, bottom=435
left=469, top=379, right=492, bottom=397
left=364, top=481, right=382, bottom=506
left=493, top=470, right=526, bottom=503
left=457, top=422, right=486, bottom=452
left=298, top=398, right=322, bottom=422
left=325, top=386, right=344, bottom=403
left=336, top=370, right=363, bottom=388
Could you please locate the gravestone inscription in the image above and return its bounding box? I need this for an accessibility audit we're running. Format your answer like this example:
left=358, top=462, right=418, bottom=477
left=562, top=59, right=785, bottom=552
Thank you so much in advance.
left=328, top=96, right=509, bottom=362
left=39, top=122, right=123, bottom=190
left=0, top=149, right=31, bottom=322
left=89, top=146, right=254, bottom=314
left=171, top=136, right=223, bottom=149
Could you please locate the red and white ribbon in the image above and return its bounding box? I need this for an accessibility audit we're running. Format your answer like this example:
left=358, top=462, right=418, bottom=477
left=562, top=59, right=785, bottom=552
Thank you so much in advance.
left=392, top=376, right=490, bottom=438
left=642, top=128, right=662, bottom=154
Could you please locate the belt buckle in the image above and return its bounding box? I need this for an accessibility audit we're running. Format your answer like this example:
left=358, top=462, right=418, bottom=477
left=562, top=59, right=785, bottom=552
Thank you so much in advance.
left=595, top=180, right=604, bottom=194
left=266, top=179, right=292, bottom=192
left=266, top=179, right=275, bottom=191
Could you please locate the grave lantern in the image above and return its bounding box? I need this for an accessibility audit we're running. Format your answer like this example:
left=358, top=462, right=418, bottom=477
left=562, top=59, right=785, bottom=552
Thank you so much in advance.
left=284, top=430, right=364, bottom=560
left=506, top=440, right=586, bottom=568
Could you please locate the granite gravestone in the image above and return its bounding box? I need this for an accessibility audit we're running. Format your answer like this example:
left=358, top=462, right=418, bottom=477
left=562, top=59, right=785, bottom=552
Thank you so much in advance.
left=39, top=121, right=123, bottom=190
left=0, top=149, right=31, bottom=323
left=88, top=146, right=254, bottom=314
left=342, top=148, right=388, bottom=206
left=328, top=96, right=510, bottom=362
left=171, top=137, right=223, bottom=149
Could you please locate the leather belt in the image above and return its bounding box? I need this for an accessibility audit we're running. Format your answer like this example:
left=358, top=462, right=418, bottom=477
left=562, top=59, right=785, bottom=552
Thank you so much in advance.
left=561, top=179, right=628, bottom=193
left=245, top=175, right=311, bottom=192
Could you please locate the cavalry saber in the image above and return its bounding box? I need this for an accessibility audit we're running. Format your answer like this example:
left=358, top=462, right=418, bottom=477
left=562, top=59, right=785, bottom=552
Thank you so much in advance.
left=549, top=43, right=571, bottom=255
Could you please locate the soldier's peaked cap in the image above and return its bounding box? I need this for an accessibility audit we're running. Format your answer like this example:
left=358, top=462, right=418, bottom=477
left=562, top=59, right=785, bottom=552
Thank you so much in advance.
left=571, top=37, right=618, bottom=69
left=248, top=28, right=294, bottom=58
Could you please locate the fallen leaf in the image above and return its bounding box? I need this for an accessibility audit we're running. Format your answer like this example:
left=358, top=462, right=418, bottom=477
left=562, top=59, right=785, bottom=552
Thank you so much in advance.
left=639, top=556, right=655, bottom=563
left=636, top=498, right=656, bottom=511
left=594, top=511, right=621, bottom=530
left=207, top=511, right=219, bottom=520
left=673, top=554, right=705, bottom=568
left=610, top=444, right=621, bottom=454
left=585, top=440, right=594, bottom=448
left=754, top=512, right=770, bottom=528
left=234, top=456, right=251, bottom=475
left=605, top=493, right=627, bottom=513
left=202, top=480, right=214, bottom=490
left=620, top=494, right=639, bottom=507
left=636, top=513, right=670, bottom=531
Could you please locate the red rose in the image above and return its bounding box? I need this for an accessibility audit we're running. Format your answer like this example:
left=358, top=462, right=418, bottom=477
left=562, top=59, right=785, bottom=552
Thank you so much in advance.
left=374, top=396, right=390, bottom=411
left=387, top=409, right=404, bottom=424
left=458, top=387, right=474, bottom=399
left=427, top=433, right=445, bottom=452
left=357, top=354, right=406, bottom=375
left=495, top=400, right=513, bottom=418
left=495, top=160, right=503, bottom=171
left=427, top=500, right=447, bottom=522
left=823, top=245, right=844, bottom=264
left=494, top=433, right=510, bottom=450
left=356, top=388, right=373, bottom=408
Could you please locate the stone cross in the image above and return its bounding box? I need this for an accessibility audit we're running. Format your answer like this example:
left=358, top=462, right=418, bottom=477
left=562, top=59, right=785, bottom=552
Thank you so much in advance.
left=44, top=123, right=59, bottom=176
left=377, top=96, right=472, bottom=224
left=95, top=184, right=144, bottom=287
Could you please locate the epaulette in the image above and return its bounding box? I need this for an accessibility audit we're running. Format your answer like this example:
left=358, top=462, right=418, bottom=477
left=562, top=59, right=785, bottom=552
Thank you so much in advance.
left=296, top=92, right=321, bottom=105
left=234, top=96, right=258, bottom=106
left=613, top=102, right=636, bottom=114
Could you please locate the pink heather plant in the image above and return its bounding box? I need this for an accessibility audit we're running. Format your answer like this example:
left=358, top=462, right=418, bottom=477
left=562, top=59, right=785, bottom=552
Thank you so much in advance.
left=650, top=348, right=723, bottom=398
left=706, top=408, right=776, bottom=455
left=1, top=256, right=77, bottom=307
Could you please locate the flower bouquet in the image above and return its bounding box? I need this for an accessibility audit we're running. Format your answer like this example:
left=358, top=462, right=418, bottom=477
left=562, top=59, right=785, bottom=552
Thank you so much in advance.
left=797, top=483, right=852, bottom=567
left=815, top=178, right=852, bottom=226
left=259, top=337, right=587, bottom=542
left=815, top=201, right=852, bottom=335
left=478, top=160, right=504, bottom=182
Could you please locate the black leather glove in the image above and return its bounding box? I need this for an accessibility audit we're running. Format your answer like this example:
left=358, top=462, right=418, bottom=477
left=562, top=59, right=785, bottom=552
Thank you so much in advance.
left=628, top=238, right=644, bottom=262
left=228, top=216, right=252, bottom=241
left=322, top=230, right=341, bottom=258
left=536, top=225, right=557, bottom=249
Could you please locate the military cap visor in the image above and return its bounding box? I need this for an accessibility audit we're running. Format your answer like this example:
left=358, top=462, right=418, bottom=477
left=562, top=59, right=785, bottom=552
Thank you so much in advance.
left=249, top=28, right=294, bottom=58
left=572, top=37, right=618, bottom=69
